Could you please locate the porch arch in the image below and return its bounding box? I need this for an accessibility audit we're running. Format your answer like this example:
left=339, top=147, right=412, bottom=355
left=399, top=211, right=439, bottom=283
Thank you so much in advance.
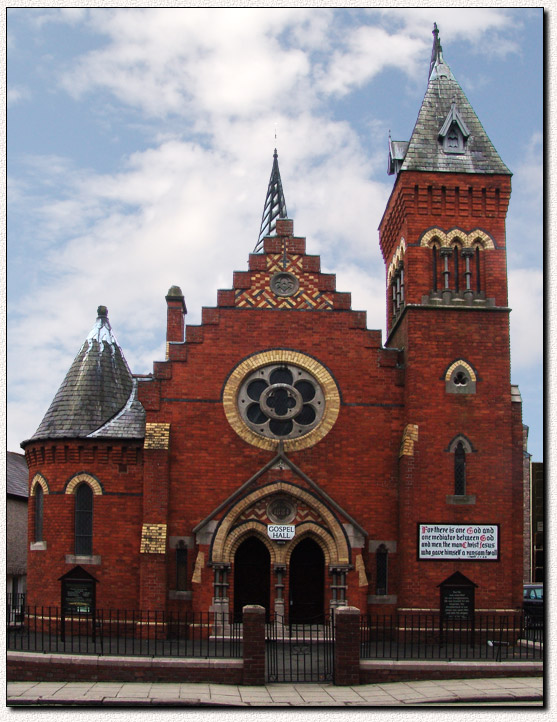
left=211, top=481, right=350, bottom=567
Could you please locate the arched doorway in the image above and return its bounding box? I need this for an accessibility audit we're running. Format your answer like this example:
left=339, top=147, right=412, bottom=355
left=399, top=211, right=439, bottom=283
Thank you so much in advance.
left=233, top=536, right=270, bottom=622
left=289, top=537, right=325, bottom=623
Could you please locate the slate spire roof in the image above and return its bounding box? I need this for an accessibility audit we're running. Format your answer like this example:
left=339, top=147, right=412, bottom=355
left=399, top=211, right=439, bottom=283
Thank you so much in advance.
left=254, top=149, right=288, bottom=253
left=390, top=24, right=510, bottom=176
left=24, top=306, right=145, bottom=444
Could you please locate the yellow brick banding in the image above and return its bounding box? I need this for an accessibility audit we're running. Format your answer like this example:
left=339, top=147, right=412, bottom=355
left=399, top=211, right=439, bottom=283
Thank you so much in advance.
left=65, top=473, right=103, bottom=495
left=419, top=227, right=495, bottom=249
left=445, top=359, right=477, bottom=382
left=211, top=481, right=349, bottom=566
left=222, top=351, right=340, bottom=452
left=399, top=424, right=419, bottom=457
left=191, top=551, right=205, bottom=583
left=144, top=422, right=171, bottom=449
left=30, top=473, right=49, bottom=496
left=140, top=523, right=167, bottom=553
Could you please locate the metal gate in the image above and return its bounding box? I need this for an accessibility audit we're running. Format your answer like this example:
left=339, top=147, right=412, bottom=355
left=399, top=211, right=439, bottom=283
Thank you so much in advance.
left=266, top=614, right=334, bottom=682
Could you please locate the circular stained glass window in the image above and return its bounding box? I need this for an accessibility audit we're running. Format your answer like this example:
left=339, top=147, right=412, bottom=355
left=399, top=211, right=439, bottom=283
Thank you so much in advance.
left=237, top=363, right=325, bottom=440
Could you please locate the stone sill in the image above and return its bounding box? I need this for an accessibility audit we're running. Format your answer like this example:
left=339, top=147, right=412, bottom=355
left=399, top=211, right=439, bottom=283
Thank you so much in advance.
left=65, top=555, right=101, bottom=565
left=30, top=542, right=47, bottom=551
left=169, top=590, right=193, bottom=600
left=446, top=494, right=476, bottom=505
left=368, top=595, right=397, bottom=605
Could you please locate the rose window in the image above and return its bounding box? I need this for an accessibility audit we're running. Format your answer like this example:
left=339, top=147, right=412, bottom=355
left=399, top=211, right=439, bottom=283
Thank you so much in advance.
left=237, top=364, right=325, bottom=440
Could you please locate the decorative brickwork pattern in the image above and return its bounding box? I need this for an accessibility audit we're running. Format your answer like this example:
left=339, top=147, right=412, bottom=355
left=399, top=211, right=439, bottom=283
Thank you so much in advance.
left=419, top=227, right=495, bottom=249
left=65, top=473, right=103, bottom=495
left=211, top=481, right=349, bottom=566
left=144, top=423, right=170, bottom=449
left=444, top=359, right=477, bottom=382
left=356, top=554, right=368, bottom=587
left=191, top=551, right=204, bottom=583
left=387, top=238, right=406, bottom=283
left=235, top=252, right=334, bottom=311
left=29, top=473, right=49, bottom=496
left=399, top=424, right=419, bottom=457
left=140, top=523, right=167, bottom=554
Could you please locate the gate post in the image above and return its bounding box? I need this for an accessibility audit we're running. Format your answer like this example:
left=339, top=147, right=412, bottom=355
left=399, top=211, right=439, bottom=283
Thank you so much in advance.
left=242, top=604, right=266, bottom=686
left=334, top=606, right=361, bottom=686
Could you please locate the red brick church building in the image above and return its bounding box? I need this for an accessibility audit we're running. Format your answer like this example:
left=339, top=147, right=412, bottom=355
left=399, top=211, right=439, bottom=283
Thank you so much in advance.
left=22, top=28, right=526, bottom=623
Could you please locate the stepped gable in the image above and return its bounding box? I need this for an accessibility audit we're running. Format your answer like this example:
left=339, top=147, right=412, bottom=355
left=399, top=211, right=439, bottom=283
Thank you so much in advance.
left=219, top=218, right=349, bottom=312
left=24, top=306, right=144, bottom=444
left=394, top=24, right=510, bottom=176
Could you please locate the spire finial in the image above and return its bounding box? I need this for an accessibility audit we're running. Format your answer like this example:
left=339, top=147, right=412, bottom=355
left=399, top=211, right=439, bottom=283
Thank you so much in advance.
left=429, top=22, right=443, bottom=80
left=254, top=149, right=288, bottom=253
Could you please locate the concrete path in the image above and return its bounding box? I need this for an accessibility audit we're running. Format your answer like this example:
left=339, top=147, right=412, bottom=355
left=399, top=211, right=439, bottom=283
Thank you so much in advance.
left=7, top=676, right=543, bottom=706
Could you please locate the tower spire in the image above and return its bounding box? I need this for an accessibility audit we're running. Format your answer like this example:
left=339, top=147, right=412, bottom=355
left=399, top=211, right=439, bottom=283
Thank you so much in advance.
left=428, top=22, right=443, bottom=80
left=254, top=149, right=288, bottom=254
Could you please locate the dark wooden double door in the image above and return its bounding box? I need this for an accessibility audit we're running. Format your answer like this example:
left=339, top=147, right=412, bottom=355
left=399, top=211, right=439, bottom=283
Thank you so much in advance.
left=233, top=536, right=324, bottom=623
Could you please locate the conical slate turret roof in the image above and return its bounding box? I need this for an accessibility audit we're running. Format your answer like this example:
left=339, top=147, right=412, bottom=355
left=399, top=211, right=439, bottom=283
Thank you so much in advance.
left=395, top=24, right=510, bottom=175
left=254, top=149, right=288, bottom=253
left=25, top=306, right=145, bottom=443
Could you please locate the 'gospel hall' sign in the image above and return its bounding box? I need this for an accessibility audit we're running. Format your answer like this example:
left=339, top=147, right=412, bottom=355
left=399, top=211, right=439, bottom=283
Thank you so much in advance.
left=418, top=524, right=499, bottom=560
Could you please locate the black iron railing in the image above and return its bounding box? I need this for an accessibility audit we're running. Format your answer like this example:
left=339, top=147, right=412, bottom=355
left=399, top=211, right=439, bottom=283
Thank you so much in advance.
left=360, top=613, right=543, bottom=661
left=6, top=602, right=242, bottom=659
left=7, top=593, right=26, bottom=627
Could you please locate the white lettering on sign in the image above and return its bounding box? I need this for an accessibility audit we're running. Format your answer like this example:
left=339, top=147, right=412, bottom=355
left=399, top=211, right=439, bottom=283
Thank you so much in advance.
left=418, top=524, right=499, bottom=560
left=267, top=525, right=295, bottom=540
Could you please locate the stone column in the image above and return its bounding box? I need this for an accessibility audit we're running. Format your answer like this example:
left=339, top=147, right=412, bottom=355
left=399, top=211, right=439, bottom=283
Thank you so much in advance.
left=273, top=564, right=286, bottom=620
left=212, top=563, right=230, bottom=632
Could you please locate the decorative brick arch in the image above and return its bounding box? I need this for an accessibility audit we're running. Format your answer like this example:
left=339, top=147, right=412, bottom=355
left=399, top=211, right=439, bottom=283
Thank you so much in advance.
left=387, top=237, right=406, bottom=284
left=225, top=522, right=279, bottom=565
left=30, top=473, right=49, bottom=496
left=285, top=522, right=334, bottom=567
left=420, top=227, right=495, bottom=249
left=211, top=481, right=350, bottom=566
left=64, top=473, right=103, bottom=496
left=444, top=359, right=477, bottom=383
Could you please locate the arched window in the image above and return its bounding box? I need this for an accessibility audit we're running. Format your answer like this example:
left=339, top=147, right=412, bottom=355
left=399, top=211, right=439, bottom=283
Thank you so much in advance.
left=432, top=244, right=439, bottom=292
left=75, top=483, right=93, bottom=555
left=475, top=245, right=481, bottom=292
left=376, top=544, right=388, bottom=596
left=454, top=441, right=467, bottom=495
left=176, top=543, right=188, bottom=591
left=452, top=245, right=460, bottom=292
left=34, top=486, right=43, bottom=542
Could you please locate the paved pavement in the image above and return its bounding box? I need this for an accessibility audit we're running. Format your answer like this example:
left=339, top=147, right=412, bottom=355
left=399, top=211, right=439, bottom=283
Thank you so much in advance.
left=7, top=676, right=543, bottom=706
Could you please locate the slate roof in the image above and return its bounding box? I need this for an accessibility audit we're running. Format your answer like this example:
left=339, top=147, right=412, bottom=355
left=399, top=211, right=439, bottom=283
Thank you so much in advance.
left=7, top=452, right=29, bottom=498
left=398, top=27, right=510, bottom=176
left=25, top=307, right=145, bottom=444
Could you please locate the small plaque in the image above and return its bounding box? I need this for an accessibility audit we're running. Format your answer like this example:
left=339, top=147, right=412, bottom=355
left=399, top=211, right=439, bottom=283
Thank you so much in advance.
left=270, top=272, right=299, bottom=297
left=268, top=525, right=295, bottom=540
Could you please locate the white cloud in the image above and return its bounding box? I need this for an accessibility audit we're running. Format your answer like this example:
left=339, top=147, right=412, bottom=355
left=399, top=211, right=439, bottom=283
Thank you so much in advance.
left=7, top=85, right=30, bottom=107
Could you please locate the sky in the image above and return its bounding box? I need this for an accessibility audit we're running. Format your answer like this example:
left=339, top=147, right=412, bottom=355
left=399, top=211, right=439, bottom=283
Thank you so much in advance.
left=7, top=6, right=544, bottom=462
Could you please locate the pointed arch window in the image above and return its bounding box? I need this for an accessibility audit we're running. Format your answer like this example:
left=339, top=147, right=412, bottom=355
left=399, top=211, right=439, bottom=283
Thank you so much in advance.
left=454, top=441, right=467, bottom=496
left=376, top=544, right=388, bottom=596
left=75, top=483, right=93, bottom=556
left=34, top=486, right=44, bottom=542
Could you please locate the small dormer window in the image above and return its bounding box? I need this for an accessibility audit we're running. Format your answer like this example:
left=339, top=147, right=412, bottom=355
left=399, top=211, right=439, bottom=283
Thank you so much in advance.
left=443, top=122, right=465, bottom=154
left=439, top=103, right=470, bottom=156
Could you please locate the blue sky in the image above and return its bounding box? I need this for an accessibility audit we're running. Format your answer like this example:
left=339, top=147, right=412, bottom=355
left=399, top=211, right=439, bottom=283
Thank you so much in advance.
left=7, top=7, right=543, bottom=461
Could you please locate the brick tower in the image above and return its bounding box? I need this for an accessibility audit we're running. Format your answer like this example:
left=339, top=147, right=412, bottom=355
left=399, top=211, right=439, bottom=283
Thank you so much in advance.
left=381, top=25, right=523, bottom=612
